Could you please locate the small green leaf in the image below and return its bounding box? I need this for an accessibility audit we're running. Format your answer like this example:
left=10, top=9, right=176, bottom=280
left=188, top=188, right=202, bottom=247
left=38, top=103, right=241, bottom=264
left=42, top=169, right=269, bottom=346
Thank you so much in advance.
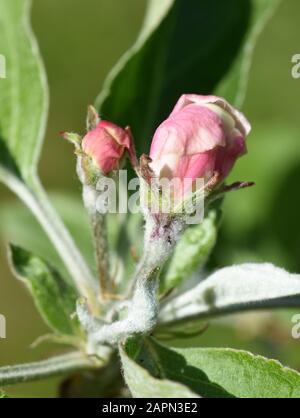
left=114, top=213, right=144, bottom=292
left=155, top=319, right=209, bottom=341
left=171, top=345, right=300, bottom=398
left=160, top=211, right=217, bottom=295
left=119, top=344, right=199, bottom=398
left=9, top=245, right=78, bottom=336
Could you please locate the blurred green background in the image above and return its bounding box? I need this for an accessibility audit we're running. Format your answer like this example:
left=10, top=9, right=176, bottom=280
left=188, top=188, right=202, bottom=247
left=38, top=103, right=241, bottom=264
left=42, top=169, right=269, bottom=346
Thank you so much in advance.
left=1, top=0, right=300, bottom=397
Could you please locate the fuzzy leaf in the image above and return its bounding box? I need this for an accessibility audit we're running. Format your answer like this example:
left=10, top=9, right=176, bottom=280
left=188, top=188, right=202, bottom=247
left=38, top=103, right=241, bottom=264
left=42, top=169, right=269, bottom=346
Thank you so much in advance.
left=119, top=344, right=199, bottom=398
left=159, top=263, right=300, bottom=324
left=9, top=245, right=78, bottom=336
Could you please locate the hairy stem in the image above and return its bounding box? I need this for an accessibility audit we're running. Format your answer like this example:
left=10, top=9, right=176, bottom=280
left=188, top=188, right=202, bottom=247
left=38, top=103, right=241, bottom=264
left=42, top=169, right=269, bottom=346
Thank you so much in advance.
left=0, top=352, right=98, bottom=386
left=91, top=212, right=111, bottom=298
left=78, top=266, right=160, bottom=347
left=78, top=215, right=185, bottom=348
left=82, top=183, right=111, bottom=300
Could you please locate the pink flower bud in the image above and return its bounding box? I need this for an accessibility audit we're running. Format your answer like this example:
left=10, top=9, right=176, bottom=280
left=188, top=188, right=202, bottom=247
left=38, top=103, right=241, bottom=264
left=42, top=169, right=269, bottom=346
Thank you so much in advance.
left=149, top=94, right=251, bottom=196
left=82, top=120, right=136, bottom=175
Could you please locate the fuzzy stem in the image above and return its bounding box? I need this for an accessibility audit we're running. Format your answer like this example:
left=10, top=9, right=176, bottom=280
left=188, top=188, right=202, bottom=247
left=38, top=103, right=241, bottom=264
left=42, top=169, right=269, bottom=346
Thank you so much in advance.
left=78, top=214, right=185, bottom=348
left=91, top=211, right=111, bottom=298
left=81, top=182, right=111, bottom=301
left=0, top=352, right=98, bottom=386
left=128, top=213, right=185, bottom=296
left=80, top=266, right=160, bottom=347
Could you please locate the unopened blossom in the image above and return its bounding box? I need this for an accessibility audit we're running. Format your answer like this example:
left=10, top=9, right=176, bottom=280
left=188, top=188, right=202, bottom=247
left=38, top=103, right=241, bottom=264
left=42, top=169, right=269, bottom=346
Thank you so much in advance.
left=149, top=94, right=251, bottom=198
left=82, top=120, right=136, bottom=175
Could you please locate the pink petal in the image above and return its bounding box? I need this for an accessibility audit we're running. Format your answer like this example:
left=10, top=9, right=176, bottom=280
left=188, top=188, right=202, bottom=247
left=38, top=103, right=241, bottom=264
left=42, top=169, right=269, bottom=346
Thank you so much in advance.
left=169, top=94, right=251, bottom=137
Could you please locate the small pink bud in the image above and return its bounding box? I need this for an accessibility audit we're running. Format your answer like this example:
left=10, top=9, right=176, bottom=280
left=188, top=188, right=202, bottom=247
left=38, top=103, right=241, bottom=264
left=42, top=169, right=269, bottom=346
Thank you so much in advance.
left=82, top=120, right=137, bottom=174
left=149, top=94, right=251, bottom=197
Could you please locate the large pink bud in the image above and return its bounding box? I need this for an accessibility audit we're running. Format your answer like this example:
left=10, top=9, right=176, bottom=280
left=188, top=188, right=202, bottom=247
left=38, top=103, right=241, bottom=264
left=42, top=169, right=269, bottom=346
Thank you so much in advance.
left=82, top=120, right=136, bottom=175
left=149, top=94, right=251, bottom=196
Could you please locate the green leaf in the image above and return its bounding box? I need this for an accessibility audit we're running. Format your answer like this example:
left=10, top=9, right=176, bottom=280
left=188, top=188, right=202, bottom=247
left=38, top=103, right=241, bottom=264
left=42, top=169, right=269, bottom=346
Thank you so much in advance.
left=159, top=263, right=300, bottom=325
left=124, top=338, right=232, bottom=398
left=0, top=0, right=48, bottom=181
left=129, top=338, right=300, bottom=398
left=160, top=211, right=217, bottom=295
left=0, top=352, right=97, bottom=387
left=9, top=245, right=78, bottom=336
left=171, top=345, right=300, bottom=398
left=96, top=0, right=279, bottom=153
left=0, top=389, right=8, bottom=398
left=154, top=318, right=209, bottom=342
left=0, top=0, right=97, bottom=306
left=119, top=344, right=199, bottom=398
